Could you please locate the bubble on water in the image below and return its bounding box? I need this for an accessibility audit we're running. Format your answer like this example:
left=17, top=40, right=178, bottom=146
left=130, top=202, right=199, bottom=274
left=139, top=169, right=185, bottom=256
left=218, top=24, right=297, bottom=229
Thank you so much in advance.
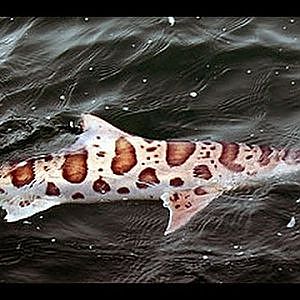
left=45, top=116, right=51, bottom=120
left=287, top=216, right=296, bottom=228
left=36, top=226, right=41, bottom=230
left=277, top=232, right=282, bottom=236
left=291, top=81, right=296, bottom=85
left=89, top=245, right=93, bottom=250
left=131, top=43, right=136, bottom=48
left=9, top=17, right=14, bottom=21
left=196, top=16, right=201, bottom=20
left=235, top=251, right=244, bottom=256
left=88, top=66, right=93, bottom=71
left=84, top=17, right=89, bottom=22
left=286, top=65, right=290, bottom=70
left=122, top=106, right=129, bottom=111
left=222, top=27, right=227, bottom=32
left=91, top=100, right=96, bottom=104
left=259, top=129, right=264, bottom=133
left=51, top=238, right=56, bottom=243
left=250, top=133, right=255, bottom=137
left=69, top=121, right=74, bottom=128
left=142, top=78, right=147, bottom=83
left=290, top=18, right=295, bottom=23
left=206, top=64, right=210, bottom=68
left=278, top=267, right=283, bottom=271
left=23, top=220, right=32, bottom=225
left=202, top=255, right=209, bottom=260
left=59, top=95, right=65, bottom=101
left=104, top=106, right=110, bottom=110
left=233, top=245, right=239, bottom=249
left=246, top=69, right=252, bottom=74
left=278, top=48, right=283, bottom=52
left=31, top=106, right=36, bottom=111
left=122, top=197, right=129, bottom=201
left=39, top=215, right=44, bottom=219
left=168, top=17, right=175, bottom=26
left=275, top=71, right=280, bottom=75
left=189, top=91, right=198, bottom=98
left=296, top=198, right=300, bottom=203
left=282, top=26, right=287, bottom=30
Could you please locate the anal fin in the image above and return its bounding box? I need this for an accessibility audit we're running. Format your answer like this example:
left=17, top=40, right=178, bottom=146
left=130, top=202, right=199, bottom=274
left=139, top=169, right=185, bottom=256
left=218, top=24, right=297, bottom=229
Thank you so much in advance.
left=161, top=186, right=223, bottom=235
left=1, top=194, right=60, bottom=222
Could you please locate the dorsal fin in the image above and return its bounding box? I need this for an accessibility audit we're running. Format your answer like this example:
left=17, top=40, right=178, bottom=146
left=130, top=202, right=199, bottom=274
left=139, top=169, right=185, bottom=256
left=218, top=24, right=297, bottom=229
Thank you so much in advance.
left=66, top=113, right=130, bottom=151
left=80, top=113, right=129, bottom=137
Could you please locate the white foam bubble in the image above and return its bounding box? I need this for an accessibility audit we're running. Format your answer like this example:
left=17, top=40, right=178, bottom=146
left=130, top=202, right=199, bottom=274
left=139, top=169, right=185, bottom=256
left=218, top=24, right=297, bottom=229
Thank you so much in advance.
left=287, top=216, right=296, bottom=228
left=189, top=91, right=198, bottom=98
left=168, top=17, right=175, bottom=26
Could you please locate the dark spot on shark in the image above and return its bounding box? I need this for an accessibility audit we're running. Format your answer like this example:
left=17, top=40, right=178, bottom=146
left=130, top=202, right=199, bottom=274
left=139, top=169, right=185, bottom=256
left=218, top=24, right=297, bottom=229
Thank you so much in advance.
left=146, top=146, right=157, bottom=152
left=193, top=164, right=212, bottom=180
left=0, top=188, right=5, bottom=194
left=203, top=151, right=210, bottom=158
left=19, top=200, right=31, bottom=208
left=136, top=167, right=160, bottom=189
left=72, top=192, right=85, bottom=200
left=62, top=150, right=88, bottom=184
left=170, top=177, right=184, bottom=187
left=96, top=151, right=106, bottom=157
left=117, top=187, right=130, bottom=194
left=44, top=154, right=53, bottom=162
left=258, top=145, right=273, bottom=166
left=185, top=201, right=192, bottom=208
left=136, top=182, right=148, bottom=189
left=93, top=177, right=111, bottom=194
left=246, top=155, right=253, bottom=160
left=218, top=142, right=245, bottom=172
left=175, top=204, right=181, bottom=209
left=166, top=141, right=196, bottom=167
left=46, top=182, right=60, bottom=196
left=10, top=160, right=35, bottom=188
left=111, top=137, right=137, bottom=175
left=194, top=186, right=207, bottom=196
left=170, top=192, right=179, bottom=202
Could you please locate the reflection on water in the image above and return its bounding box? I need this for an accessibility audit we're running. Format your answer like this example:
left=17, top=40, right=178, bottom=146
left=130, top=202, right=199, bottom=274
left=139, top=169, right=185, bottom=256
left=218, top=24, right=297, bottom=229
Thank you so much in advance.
left=1, top=17, right=300, bottom=282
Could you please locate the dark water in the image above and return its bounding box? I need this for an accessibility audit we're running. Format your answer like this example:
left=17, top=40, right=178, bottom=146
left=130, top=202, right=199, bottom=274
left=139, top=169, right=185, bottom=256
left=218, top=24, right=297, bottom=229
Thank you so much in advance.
left=1, top=16, right=300, bottom=283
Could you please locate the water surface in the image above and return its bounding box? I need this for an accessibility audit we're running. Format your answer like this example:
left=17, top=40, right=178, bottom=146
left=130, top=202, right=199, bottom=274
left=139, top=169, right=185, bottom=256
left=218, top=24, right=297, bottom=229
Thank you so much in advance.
left=0, top=17, right=300, bottom=283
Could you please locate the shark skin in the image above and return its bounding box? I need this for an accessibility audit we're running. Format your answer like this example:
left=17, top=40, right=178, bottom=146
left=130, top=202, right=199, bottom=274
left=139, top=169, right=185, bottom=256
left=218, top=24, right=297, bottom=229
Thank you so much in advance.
left=0, top=113, right=300, bottom=235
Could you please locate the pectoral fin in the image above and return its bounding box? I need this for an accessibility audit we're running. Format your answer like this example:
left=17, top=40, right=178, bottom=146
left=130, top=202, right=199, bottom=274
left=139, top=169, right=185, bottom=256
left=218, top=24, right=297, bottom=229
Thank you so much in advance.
left=1, top=195, right=60, bottom=222
left=160, top=186, right=223, bottom=235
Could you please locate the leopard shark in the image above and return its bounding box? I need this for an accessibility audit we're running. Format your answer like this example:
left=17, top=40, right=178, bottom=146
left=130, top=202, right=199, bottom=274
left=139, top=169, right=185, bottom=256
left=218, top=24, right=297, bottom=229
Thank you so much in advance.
left=0, top=113, right=299, bottom=235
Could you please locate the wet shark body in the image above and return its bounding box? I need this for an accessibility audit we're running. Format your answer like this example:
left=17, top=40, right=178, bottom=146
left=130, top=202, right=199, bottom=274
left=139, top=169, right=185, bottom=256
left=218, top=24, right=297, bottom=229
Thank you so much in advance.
left=0, top=113, right=300, bottom=235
